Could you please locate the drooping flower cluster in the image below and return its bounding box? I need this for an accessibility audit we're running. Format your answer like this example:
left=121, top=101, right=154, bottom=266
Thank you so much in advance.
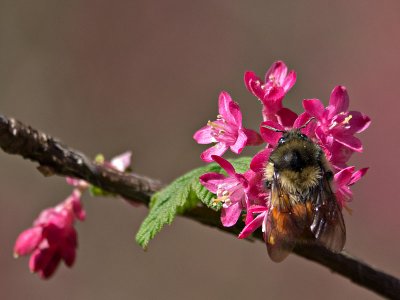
left=14, top=190, right=85, bottom=279
left=14, top=151, right=132, bottom=279
left=194, top=60, right=370, bottom=239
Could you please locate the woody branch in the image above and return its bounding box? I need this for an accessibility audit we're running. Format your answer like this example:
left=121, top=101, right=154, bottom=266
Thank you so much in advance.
left=0, top=114, right=398, bottom=300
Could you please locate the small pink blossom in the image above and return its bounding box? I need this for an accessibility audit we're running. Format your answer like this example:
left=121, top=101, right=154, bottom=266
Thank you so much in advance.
left=238, top=205, right=268, bottom=239
left=67, top=151, right=132, bottom=189
left=109, top=151, right=132, bottom=172
left=66, top=177, right=89, bottom=190
left=194, top=92, right=262, bottom=162
left=245, top=61, right=296, bottom=120
left=14, top=190, right=85, bottom=279
left=334, top=166, right=368, bottom=208
left=200, top=155, right=249, bottom=227
left=303, top=86, right=371, bottom=162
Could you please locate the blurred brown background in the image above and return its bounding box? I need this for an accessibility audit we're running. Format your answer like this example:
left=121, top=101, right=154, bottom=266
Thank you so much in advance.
left=0, top=1, right=398, bottom=299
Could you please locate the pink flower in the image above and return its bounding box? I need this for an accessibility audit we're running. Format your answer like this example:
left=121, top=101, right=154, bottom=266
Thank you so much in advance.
left=200, top=155, right=249, bottom=227
left=66, top=177, right=88, bottom=190
left=245, top=61, right=296, bottom=120
left=14, top=190, right=85, bottom=279
left=238, top=205, right=269, bottom=239
left=194, top=92, right=262, bottom=162
left=109, top=151, right=132, bottom=172
left=67, top=151, right=132, bottom=189
left=334, top=166, right=368, bottom=208
left=303, top=86, right=371, bottom=162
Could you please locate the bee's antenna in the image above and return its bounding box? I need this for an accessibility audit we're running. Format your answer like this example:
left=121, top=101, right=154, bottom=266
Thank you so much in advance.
left=298, top=117, right=316, bottom=129
left=261, top=125, right=286, bottom=133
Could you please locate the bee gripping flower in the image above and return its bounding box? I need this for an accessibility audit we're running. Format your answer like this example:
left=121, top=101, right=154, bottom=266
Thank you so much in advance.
left=14, top=190, right=85, bottom=279
left=194, top=92, right=262, bottom=162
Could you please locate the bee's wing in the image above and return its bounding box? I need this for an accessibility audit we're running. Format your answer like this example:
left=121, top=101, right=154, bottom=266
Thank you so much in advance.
left=310, top=175, right=346, bottom=252
left=264, top=206, right=298, bottom=262
left=265, top=178, right=309, bottom=262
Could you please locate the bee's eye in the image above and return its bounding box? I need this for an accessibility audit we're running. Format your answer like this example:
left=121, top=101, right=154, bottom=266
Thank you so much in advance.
left=278, top=137, right=286, bottom=145
left=298, top=133, right=308, bottom=140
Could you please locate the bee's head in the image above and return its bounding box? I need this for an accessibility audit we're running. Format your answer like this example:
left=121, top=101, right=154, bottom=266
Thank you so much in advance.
left=262, top=117, right=315, bottom=146
left=278, top=130, right=310, bottom=146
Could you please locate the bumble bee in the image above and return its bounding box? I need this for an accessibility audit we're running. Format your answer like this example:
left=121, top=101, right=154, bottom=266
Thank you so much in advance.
left=263, top=124, right=345, bottom=262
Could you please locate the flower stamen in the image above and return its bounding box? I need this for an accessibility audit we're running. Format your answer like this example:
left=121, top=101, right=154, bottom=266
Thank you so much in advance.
left=207, top=120, right=224, bottom=130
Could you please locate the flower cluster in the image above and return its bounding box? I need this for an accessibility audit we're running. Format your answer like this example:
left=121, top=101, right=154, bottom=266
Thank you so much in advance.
left=14, top=152, right=132, bottom=279
left=194, top=60, right=370, bottom=239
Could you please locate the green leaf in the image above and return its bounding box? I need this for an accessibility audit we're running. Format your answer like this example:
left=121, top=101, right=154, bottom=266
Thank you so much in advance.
left=135, top=157, right=251, bottom=249
left=230, top=156, right=251, bottom=173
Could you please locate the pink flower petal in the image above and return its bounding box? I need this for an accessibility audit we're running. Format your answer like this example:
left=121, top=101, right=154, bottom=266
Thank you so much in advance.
left=260, top=121, right=284, bottom=145
left=244, top=71, right=264, bottom=99
left=228, top=101, right=242, bottom=126
left=334, top=167, right=355, bottom=186
left=14, top=227, right=43, bottom=256
left=43, top=224, right=63, bottom=245
left=62, top=246, right=76, bottom=267
left=66, top=177, right=80, bottom=186
left=69, top=190, right=86, bottom=221
left=36, top=210, right=65, bottom=228
left=248, top=205, right=269, bottom=214
left=230, top=129, right=248, bottom=154
left=303, top=99, right=325, bottom=120
left=211, top=155, right=236, bottom=176
left=349, top=167, right=369, bottom=185
left=329, top=142, right=354, bottom=168
left=282, top=70, right=296, bottom=92
left=243, top=128, right=263, bottom=146
left=221, top=202, right=242, bottom=227
left=328, top=86, right=349, bottom=118
left=199, top=172, right=226, bottom=193
left=29, top=248, right=54, bottom=273
left=218, top=91, right=232, bottom=116
left=200, top=143, right=229, bottom=162
left=218, top=91, right=239, bottom=125
left=262, top=100, right=283, bottom=119
left=250, top=148, right=272, bottom=172
left=110, top=151, right=132, bottom=172
left=193, top=126, right=213, bottom=144
left=39, top=252, right=62, bottom=279
left=64, top=227, right=78, bottom=248
left=335, top=133, right=363, bottom=152
left=293, top=112, right=317, bottom=137
left=348, top=111, right=371, bottom=134
left=238, top=212, right=266, bottom=239
left=293, top=112, right=312, bottom=128
left=276, top=107, right=298, bottom=127
left=265, top=61, right=288, bottom=84
left=262, top=86, right=285, bottom=102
